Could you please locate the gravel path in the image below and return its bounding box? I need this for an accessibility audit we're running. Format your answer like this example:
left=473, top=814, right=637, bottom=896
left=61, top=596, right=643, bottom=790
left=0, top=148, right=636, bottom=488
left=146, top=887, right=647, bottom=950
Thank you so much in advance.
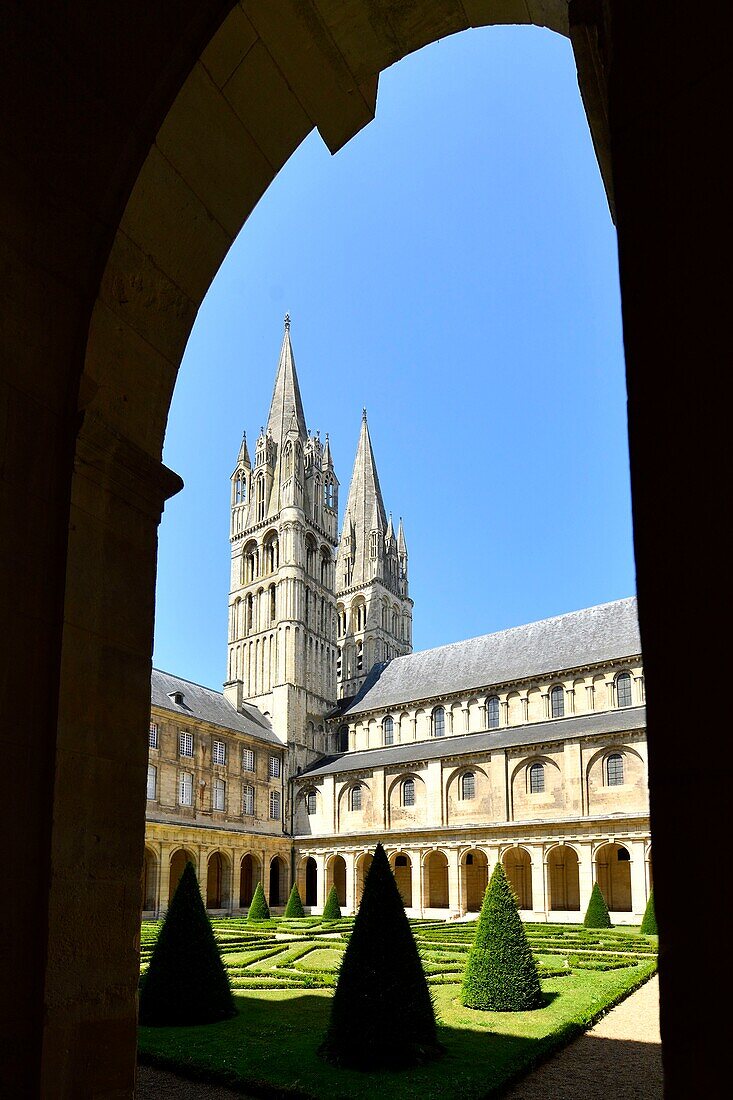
left=137, top=976, right=661, bottom=1099
left=502, top=975, right=662, bottom=1099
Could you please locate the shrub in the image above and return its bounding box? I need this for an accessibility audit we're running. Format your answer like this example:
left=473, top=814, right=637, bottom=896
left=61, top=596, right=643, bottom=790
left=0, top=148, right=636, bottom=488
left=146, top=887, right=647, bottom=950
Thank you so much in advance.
left=460, top=862, right=542, bottom=1011
left=320, top=843, right=442, bottom=1070
left=322, top=885, right=342, bottom=921
left=139, top=861, right=235, bottom=1026
left=284, top=883, right=305, bottom=918
left=247, top=881, right=271, bottom=922
left=584, top=883, right=613, bottom=929
left=640, top=888, right=657, bottom=935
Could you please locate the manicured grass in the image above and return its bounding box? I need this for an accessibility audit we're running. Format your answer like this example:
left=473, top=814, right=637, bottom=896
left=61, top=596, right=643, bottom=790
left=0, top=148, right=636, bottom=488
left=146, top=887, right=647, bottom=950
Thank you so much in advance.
left=138, top=916, right=657, bottom=1098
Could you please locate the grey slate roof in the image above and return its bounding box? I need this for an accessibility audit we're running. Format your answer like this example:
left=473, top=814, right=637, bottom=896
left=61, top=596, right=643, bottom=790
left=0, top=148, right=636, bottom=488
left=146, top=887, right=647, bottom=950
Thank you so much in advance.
left=299, top=705, right=646, bottom=778
left=341, top=597, right=640, bottom=716
left=151, top=669, right=281, bottom=746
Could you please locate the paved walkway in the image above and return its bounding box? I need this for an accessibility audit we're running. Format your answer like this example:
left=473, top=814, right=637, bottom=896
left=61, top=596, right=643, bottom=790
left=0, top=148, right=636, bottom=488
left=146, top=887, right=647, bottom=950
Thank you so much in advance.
left=137, top=977, right=662, bottom=1099
left=503, top=976, right=662, bottom=1099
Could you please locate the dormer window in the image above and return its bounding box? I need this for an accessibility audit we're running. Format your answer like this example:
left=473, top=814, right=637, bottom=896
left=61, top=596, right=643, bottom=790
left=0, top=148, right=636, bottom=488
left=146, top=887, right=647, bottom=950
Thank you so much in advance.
left=168, top=691, right=184, bottom=707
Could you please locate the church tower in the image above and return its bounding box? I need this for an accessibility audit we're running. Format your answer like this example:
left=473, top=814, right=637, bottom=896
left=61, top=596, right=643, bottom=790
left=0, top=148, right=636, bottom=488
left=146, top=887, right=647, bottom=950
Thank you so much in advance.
left=335, top=410, right=413, bottom=699
left=225, top=317, right=339, bottom=774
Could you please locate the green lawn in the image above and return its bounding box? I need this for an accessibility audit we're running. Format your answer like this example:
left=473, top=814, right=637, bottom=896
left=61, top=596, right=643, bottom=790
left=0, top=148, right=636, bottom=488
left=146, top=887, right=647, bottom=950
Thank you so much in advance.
left=138, top=917, right=657, bottom=1098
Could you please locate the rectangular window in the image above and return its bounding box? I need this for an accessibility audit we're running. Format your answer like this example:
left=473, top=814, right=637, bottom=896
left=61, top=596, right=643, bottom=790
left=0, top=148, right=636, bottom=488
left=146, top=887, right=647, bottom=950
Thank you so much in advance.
left=269, top=755, right=281, bottom=779
left=146, top=764, right=157, bottom=800
left=149, top=722, right=159, bottom=749
left=213, top=777, right=226, bottom=811
left=179, top=729, right=193, bottom=757
left=212, top=739, right=226, bottom=765
left=269, top=789, right=281, bottom=819
left=179, top=771, right=193, bottom=806
left=242, top=784, right=255, bottom=816
left=242, top=747, right=255, bottom=772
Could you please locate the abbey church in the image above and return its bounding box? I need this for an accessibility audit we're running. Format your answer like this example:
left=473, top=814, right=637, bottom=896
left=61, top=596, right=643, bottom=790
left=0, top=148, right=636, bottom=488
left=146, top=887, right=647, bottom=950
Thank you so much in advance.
left=143, top=320, right=650, bottom=925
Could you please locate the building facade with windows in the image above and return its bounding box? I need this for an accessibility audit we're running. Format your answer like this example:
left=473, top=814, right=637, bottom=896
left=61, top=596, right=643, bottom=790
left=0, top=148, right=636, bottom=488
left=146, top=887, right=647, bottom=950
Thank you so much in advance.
left=145, top=320, right=650, bottom=924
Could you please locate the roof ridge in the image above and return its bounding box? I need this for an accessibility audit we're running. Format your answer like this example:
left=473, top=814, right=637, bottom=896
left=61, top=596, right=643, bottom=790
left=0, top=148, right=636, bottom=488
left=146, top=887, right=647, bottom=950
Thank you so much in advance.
left=152, top=667, right=225, bottom=697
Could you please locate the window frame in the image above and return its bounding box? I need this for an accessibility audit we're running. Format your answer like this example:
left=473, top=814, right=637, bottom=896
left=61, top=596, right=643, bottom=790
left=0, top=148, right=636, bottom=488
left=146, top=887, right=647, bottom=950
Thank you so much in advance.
left=149, top=721, right=159, bottom=749
left=432, top=706, right=445, bottom=738
left=550, top=685, right=565, bottom=719
left=179, top=770, right=193, bottom=806
left=350, top=784, right=363, bottom=812
left=402, top=777, right=415, bottom=807
left=146, top=763, right=157, bottom=800
left=460, top=771, right=476, bottom=800
left=487, top=695, right=500, bottom=729
left=529, top=761, right=545, bottom=794
left=269, top=789, right=281, bottom=820
left=242, top=783, right=255, bottom=816
left=212, top=739, right=226, bottom=766
left=268, top=755, right=281, bottom=779
left=616, top=672, right=633, bottom=708
left=606, top=752, right=625, bottom=786
left=383, top=715, right=394, bottom=745
left=213, top=776, right=226, bottom=811
left=242, top=747, right=255, bottom=772
left=306, top=789, right=317, bottom=815
left=178, top=729, right=193, bottom=758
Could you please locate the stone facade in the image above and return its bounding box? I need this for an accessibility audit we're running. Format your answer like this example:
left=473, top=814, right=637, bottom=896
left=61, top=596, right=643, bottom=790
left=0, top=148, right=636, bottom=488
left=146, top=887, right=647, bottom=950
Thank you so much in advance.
left=145, top=323, right=651, bottom=923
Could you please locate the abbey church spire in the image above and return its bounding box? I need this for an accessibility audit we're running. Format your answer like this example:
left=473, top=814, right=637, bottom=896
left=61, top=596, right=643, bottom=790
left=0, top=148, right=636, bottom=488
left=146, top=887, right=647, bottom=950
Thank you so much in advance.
left=266, top=314, right=307, bottom=446
left=335, top=411, right=413, bottom=699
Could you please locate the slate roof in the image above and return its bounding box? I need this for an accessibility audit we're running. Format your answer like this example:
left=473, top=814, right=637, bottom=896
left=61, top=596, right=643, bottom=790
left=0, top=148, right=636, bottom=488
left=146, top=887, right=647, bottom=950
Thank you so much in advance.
left=340, top=597, right=640, bottom=717
left=151, top=669, right=281, bottom=746
left=299, top=705, right=646, bottom=778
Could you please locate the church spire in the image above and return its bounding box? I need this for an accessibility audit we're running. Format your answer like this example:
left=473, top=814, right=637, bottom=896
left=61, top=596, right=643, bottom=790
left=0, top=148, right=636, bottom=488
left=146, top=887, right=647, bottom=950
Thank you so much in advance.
left=266, top=314, right=307, bottom=446
left=337, top=409, right=388, bottom=588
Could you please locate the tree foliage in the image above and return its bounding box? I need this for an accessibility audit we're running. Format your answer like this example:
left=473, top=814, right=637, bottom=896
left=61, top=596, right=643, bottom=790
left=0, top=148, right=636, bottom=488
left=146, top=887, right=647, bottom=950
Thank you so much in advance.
left=584, top=882, right=613, bottom=929
left=320, top=843, right=441, bottom=1069
left=284, top=882, right=305, bottom=918
left=247, top=880, right=271, bottom=922
left=640, top=888, right=657, bottom=935
left=322, top=884, right=342, bottom=920
left=461, top=862, right=542, bottom=1011
left=139, top=861, right=235, bottom=1026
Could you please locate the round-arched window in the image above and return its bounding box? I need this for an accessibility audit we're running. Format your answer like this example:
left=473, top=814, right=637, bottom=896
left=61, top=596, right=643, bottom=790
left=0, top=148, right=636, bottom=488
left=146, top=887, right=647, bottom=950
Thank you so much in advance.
left=461, top=771, right=476, bottom=800
left=529, top=762, right=545, bottom=793
left=606, top=753, right=624, bottom=785
left=432, top=706, right=445, bottom=738
left=550, top=685, right=565, bottom=718
left=487, top=695, right=500, bottom=729
left=616, top=673, right=633, bottom=708
left=306, top=790, right=317, bottom=815
left=402, top=778, right=415, bottom=807
left=383, top=716, right=394, bottom=745
left=350, top=784, right=363, bottom=811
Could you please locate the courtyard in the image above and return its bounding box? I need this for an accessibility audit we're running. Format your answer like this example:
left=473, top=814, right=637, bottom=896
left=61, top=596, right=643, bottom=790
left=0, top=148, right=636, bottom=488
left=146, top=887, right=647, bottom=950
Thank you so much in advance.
left=138, top=915, right=657, bottom=1098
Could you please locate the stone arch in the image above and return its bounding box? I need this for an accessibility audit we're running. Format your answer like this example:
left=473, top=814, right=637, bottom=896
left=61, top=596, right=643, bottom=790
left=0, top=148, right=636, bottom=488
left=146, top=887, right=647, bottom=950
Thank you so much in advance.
left=326, top=854, right=347, bottom=907
left=355, top=851, right=373, bottom=906
left=389, top=851, right=413, bottom=908
left=298, top=855, right=318, bottom=907
left=141, top=847, right=158, bottom=912
left=239, top=853, right=261, bottom=908
left=594, top=842, right=632, bottom=912
left=546, top=844, right=580, bottom=911
left=168, top=848, right=197, bottom=905
left=461, top=848, right=488, bottom=912
left=423, top=849, right=449, bottom=909
left=269, top=854, right=289, bottom=908
left=15, top=6, right=690, bottom=1095
left=502, top=846, right=532, bottom=910
left=206, top=850, right=231, bottom=910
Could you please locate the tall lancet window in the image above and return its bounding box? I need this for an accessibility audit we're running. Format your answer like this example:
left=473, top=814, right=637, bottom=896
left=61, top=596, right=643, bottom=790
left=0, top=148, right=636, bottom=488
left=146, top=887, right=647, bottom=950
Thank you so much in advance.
left=432, top=706, right=445, bottom=738
left=256, top=475, right=265, bottom=521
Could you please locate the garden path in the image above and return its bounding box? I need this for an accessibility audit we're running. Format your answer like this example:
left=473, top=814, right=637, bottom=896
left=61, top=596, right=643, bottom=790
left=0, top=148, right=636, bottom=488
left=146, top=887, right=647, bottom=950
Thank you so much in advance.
left=502, top=974, right=662, bottom=1099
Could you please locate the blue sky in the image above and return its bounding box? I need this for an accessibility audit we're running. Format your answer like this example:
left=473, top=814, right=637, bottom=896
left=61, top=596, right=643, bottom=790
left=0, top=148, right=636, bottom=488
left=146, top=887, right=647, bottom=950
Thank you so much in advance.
left=153, top=25, right=634, bottom=690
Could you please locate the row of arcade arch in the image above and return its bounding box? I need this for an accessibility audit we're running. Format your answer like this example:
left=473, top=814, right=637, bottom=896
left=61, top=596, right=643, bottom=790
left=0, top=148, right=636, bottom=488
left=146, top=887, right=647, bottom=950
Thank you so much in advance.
left=141, top=848, right=291, bottom=914
left=295, top=841, right=652, bottom=915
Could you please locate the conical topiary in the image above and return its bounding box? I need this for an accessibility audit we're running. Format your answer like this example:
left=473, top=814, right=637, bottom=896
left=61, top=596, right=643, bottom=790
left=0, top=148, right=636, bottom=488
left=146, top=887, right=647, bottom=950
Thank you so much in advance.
left=461, top=862, right=542, bottom=1011
left=139, top=861, right=235, bottom=1026
left=247, top=881, right=270, bottom=922
left=322, top=884, right=342, bottom=920
left=320, top=843, right=442, bottom=1070
left=640, top=888, right=657, bottom=935
left=284, top=882, right=305, bottom=918
left=584, top=882, right=612, bottom=928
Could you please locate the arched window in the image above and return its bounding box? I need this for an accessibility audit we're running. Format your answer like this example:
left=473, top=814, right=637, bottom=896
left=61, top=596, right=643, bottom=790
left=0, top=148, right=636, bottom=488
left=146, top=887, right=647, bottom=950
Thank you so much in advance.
left=306, top=790, right=317, bottom=815
left=256, top=474, right=265, bottom=521
left=383, top=716, right=394, bottom=745
left=616, top=672, right=633, bottom=708
left=550, top=685, right=565, bottom=718
left=487, top=695, right=500, bottom=729
left=283, top=442, right=293, bottom=479
left=402, top=778, right=415, bottom=807
left=529, top=762, right=545, bottom=793
left=432, top=706, right=445, bottom=738
left=246, top=593, right=253, bottom=632
left=461, top=771, right=476, bottom=800
left=321, top=551, right=330, bottom=585
left=606, top=753, right=624, bottom=785
left=356, top=640, right=363, bottom=672
left=337, top=725, right=349, bottom=752
left=350, top=785, right=362, bottom=811
left=269, top=583, right=276, bottom=623
left=306, top=538, right=315, bottom=576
